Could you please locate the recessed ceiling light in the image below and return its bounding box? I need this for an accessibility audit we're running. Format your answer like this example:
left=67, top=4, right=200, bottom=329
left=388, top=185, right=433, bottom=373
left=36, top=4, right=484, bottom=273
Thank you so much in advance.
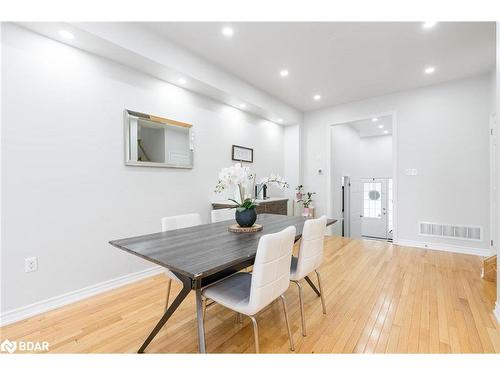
left=221, top=26, right=234, bottom=37
left=239, top=103, right=246, bottom=109
left=177, top=77, right=187, bottom=85
left=383, top=130, right=389, bottom=134
left=276, top=118, right=283, bottom=123
left=422, top=22, right=437, bottom=29
left=372, top=118, right=378, bottom=122
left=313, top=94, right=321, bottom=101
left=378, top=124, right=384, bottom=129
left=59, top=30, right=74, bottom=40
left=424, top=66, right=436, bottom=74
left=280, top=69, right=289, bottom=77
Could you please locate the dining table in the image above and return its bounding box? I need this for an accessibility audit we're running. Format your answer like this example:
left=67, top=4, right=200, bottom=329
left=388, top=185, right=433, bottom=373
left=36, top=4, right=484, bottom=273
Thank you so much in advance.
left=109, top=213, right=337, bottom=353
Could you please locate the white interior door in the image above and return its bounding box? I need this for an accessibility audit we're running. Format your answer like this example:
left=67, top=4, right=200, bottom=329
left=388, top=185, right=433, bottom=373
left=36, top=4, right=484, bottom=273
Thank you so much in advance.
left=361, top=178, right=388, bottom=239
left=348, top=177, right=363, bottom=239
left=490, top=113, right=496, bottom=253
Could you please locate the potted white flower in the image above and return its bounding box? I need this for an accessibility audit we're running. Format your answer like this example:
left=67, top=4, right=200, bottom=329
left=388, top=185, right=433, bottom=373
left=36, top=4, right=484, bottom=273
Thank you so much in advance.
left=215, top=164, right=288, bottom=227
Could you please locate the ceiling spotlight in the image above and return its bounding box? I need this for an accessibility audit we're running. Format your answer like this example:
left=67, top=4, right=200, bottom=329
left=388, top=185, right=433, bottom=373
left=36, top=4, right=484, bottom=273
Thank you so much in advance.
left=276, top=118, right=283, bottom=123
left=422, top=22, right=437, bottom=29
left=313, top=94, right=321, bottom=101
left=372, top=118, right=378, bottom=122
left=221, top=26, right=234, bottom=37
left=280, top=69, right=289, bottom=77
left=383, top=130, right=389, bottom=134
left=378, top=124, right=384, bottom=129
left=177, top=77, right=187, bottom=85
left=239, top=103, right=246, bottom=109
left=424, top=66, right=436, bottom=74
left=59, top=30, right=74, bottom=40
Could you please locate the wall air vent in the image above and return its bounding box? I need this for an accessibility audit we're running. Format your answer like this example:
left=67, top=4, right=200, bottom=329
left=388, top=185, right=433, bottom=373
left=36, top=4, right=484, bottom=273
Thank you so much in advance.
left=418, top=221, right=482, bottom=242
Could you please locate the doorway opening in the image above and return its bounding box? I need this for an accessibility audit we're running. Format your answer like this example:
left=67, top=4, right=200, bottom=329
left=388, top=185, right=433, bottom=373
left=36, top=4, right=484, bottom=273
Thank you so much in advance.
left=343, top=177, right=393, bottom=241
left=330, top=114, right=395, bottom=242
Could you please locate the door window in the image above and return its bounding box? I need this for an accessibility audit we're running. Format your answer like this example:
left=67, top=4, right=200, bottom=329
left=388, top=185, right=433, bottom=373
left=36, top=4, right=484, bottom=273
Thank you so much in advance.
left=363, top=182, right=382, bottom=218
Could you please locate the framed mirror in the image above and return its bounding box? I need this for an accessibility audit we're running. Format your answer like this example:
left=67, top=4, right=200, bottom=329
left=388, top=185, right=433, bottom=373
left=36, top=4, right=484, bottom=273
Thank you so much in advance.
left=125, top=110, right=194, bottom=168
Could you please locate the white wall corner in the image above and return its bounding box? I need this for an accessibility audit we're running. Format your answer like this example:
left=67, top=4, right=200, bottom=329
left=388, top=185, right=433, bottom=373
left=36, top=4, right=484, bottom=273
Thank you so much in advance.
left=17, top=22, right=302, bottom=126
left=494, top=302, right=500, bottom=324
left=0, top=266, right=163, bottom=327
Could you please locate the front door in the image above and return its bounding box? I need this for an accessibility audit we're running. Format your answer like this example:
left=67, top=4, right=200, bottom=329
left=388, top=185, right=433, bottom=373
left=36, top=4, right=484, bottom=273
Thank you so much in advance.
left=361, top=178, right=388, bottom=239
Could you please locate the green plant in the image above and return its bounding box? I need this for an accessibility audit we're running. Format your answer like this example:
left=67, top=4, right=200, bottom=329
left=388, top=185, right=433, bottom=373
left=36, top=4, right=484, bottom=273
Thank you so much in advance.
left=298, top=192, right=316, bottom=208
left=229, top=197, right=258, bottom=212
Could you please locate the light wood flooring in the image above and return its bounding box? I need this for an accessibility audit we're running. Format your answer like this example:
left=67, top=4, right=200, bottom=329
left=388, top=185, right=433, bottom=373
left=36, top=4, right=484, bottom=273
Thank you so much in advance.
left=1, top=236, right=499, bottom=353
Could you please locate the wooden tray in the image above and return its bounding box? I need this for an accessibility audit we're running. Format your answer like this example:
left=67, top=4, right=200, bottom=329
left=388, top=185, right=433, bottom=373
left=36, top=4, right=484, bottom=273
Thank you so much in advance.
left=228, top=224, right=263, bottom=233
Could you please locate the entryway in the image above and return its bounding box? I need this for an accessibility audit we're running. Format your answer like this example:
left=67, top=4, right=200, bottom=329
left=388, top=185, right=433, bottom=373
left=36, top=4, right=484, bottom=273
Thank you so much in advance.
left=329, top=114, right=396, bottom=242
left=343, top=177, right=393, bottom=241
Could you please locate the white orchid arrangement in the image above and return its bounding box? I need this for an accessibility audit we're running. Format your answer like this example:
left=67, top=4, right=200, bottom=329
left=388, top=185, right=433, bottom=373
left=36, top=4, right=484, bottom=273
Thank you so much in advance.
left=215, top=163, right=289, bottom=211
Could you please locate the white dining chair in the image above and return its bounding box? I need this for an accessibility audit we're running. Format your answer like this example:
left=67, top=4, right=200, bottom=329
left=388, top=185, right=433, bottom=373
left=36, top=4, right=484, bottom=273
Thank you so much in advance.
left=211, top=208, right=237, bottom=223
left=161, top=213, right=202, bottom=311
left=290, top=215, right=328, bottom=336
left=201, top=225, right=296, bottom=353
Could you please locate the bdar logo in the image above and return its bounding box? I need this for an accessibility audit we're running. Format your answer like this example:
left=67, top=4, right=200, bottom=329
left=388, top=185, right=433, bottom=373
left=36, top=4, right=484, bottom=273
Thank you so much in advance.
left=1, top=339, right=17, bottom=354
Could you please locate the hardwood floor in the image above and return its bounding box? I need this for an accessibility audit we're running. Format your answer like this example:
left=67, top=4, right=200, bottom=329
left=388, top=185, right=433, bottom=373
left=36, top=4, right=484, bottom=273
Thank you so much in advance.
left=1, top=236, right=499, bottom=353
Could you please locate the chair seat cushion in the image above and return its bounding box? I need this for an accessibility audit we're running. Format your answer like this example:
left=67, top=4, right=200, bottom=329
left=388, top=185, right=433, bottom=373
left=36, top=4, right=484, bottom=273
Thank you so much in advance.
left=202, top=272, right=254, bottom=315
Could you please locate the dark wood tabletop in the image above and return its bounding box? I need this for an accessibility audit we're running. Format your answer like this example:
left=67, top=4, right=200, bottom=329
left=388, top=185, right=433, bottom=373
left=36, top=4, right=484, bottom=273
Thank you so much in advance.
left=109, top=214, right=337, bottom=280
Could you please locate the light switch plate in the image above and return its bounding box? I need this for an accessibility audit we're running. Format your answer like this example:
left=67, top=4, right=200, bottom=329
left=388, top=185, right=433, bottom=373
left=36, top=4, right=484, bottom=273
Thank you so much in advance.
left=405, top=168, right=418, bottom=176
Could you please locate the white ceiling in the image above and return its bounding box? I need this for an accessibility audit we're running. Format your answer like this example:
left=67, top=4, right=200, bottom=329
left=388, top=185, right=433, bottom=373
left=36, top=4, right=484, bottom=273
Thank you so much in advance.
left=144, top=22, right=495, bottom=111
left=347, top=115, right=393, bottom=138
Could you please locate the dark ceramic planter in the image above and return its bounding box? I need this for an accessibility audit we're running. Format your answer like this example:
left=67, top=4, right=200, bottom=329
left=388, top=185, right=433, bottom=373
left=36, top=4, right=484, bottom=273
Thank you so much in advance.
left=235, top=208, right=257, bottom=227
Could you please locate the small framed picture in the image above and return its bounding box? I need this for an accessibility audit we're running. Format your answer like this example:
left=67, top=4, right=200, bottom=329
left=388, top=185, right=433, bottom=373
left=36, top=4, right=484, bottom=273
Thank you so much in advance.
left=232, top=145, right=253, bottom=163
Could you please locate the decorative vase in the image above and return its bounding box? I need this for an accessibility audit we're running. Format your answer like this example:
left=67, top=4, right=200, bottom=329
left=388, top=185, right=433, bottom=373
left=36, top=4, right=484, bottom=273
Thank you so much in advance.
left=303, top=207, right=310, bottom=216
left=235, top=207, right=257, bottom=227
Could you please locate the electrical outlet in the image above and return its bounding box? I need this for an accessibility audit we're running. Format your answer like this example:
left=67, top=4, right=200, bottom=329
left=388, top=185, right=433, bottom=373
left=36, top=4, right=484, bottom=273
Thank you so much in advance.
left=25, top=257, right=38, bottom=273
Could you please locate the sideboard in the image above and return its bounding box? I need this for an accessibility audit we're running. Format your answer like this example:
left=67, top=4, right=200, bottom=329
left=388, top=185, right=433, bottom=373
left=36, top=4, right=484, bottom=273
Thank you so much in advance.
left=211, top=197, right=288, bottom=215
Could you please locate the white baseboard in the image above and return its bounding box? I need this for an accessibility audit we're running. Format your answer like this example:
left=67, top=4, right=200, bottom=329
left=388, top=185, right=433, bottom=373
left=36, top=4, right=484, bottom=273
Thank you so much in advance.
left=494, top=302, right=500, bottom=324
left=394, top=239, right=492, bottom=256
left=0, top=265, right=164, bottom=327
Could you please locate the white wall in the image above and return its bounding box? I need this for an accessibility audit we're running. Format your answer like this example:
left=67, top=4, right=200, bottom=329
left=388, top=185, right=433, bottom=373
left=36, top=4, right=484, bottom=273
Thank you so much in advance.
left=329, top=125, right=392, bottom=235
left=330, top=125, right=361, bottom=233
left=304, top=73, right=492, bottom=253
left=283, top=124, right=301, bottom=214
left=1, top=24, right=285, bottom=313
left=359, top=135, right=392, bottom=178
left=19, top=22, right=303, bottom=127
left=495, top=23, right=500, bottom=318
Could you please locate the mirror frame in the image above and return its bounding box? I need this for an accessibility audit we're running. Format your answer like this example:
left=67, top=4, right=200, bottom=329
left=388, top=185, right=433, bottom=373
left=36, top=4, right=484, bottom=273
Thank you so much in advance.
left=124, top=109, right=194, bottom=169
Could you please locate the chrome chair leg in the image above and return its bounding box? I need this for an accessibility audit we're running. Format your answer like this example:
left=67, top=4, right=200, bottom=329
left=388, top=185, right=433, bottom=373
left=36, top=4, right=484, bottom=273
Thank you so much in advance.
left=202, top=298, right=207, bottom=322
left=249, top=315, right=259, bottom=353
left=280, top=294, right=295, bottom=351
left=164, top=279, right=172, bottom=311
left=292, top=280, right=306, bottom=336
left=315, top=270, right=327, bottom=314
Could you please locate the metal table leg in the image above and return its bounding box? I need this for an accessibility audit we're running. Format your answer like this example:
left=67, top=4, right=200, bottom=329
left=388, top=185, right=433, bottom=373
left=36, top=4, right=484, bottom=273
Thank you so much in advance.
left=195, top=279, right=206, bottom=353
left=304, top=275, right=321, bottom=297
left=138, top=276, right=191, bottom=353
